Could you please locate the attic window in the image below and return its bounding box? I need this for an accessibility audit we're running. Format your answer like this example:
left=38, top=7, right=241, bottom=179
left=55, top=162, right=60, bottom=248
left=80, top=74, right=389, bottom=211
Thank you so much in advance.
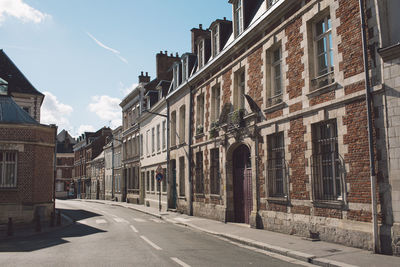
left=233, top=0, right=243, bottom=37
left=212, top=24, right=220, bottom=57
left=182, top=56, right=187, bottom=81
left=198, top=40, right=205, bottom=68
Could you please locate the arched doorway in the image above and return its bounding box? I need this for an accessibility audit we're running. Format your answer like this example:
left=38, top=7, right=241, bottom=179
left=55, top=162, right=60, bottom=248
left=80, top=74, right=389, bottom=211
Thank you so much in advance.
left=233, top=144, right=252, bottom=224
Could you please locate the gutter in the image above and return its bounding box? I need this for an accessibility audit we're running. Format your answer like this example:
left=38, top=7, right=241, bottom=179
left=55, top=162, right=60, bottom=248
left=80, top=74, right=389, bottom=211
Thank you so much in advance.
left=359, top=0, right=379, bottom=253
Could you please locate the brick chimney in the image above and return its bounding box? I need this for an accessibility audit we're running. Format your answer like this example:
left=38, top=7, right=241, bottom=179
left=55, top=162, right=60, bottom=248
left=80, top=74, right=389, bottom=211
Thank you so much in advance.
left=138, top=71, right=150, bottom=83
left=191, top=24, right=211, bottom=54
left=156, top=51, right=180, bottom=81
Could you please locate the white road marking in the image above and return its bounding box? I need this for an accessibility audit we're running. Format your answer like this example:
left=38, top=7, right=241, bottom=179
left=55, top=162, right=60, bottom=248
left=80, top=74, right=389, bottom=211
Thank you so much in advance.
left=130, top=225, right=138, bottom=233
left=134, top=218, right=146, bottom=222
left=111, top=214, right=118, bottom=218
left=150, top=218, right=163, bottom=223
left=170, top=257, right=191, bottom=267
left=78, top=220, right=88, bottom=224
left=140, top=236, right=162, bottom=250
left=113, top=217, right=129, bottom=223
left=95, top=219, right=107, bottom=224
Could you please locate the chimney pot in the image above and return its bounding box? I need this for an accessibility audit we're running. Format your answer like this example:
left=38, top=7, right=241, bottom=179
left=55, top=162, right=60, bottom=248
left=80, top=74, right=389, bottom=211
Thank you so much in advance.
left=199, top=24, right=202, bottom=29
left=160, top=51, right=162, bottom=54
left=176, top=52, right=179, bottom=57
left=146, top=72, right=148, bottom=76
left=141, top=71, right=144, bottom=75
left=224, top=17, right=226, bottom=20
left=165, top=50, right=168, bottom=55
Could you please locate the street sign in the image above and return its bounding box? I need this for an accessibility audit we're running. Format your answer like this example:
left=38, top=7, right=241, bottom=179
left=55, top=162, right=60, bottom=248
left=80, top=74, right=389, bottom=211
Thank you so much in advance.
left=156, top=172, right=163, bottom=182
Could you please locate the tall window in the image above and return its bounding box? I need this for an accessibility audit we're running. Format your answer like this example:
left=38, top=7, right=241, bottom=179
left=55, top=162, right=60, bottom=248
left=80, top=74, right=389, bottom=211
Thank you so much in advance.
left=151, top=170, right=155, bottom=191
left=211, top=85, right=221, bottom=122
left=267, top=46, right=282, bottom=106
left=179, top=156, right=185, bottom=196
left=195, top=151, right=204, bottom=193
left=179, top=105, right=186, bottom=144
left=196, top=94, right=205, bottom=134
left=151, top=127, right=155, bottom=153
left=157, top=124, right=160, bottom=152
left=234, top=70, right=245, bottom=110
left=140, top=134, right=143, bottom=157
left=210, top=148, right=220, bottom=195
left=162, top=120, right=166, bottom=150
left=171, top=111, right=177, bottom=146
left=234, top=0, right=243, bottom=36
left=312, top=15, right=334, bottom=90
left=146, top=130, right=150, bottom=156
left=311, top=120, right=343, bottom=201
left=198, top=40, right=204, bottom=68
left=212, top=25, right=220, bottom=57
left=146, top=171, right=150, bottom=191
left=0, top=151, right=17, bottom=188
left=267, top=132, right=286, bottom=197
left=182, top=57, right=187, bottom=81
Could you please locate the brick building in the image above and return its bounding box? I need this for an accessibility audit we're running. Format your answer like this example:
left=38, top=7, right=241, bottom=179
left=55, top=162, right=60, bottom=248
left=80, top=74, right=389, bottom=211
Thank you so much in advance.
left=161, top=0, right=397, bottom=254
left=73, top=127, right=111, bottom=199
left=0, top=81, right=56, bottom=224
left=55, top=130, right=76, bottom=198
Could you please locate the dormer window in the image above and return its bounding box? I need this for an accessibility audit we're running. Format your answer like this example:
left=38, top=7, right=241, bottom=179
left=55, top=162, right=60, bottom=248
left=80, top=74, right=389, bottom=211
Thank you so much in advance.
left=212, top=24, right=220, bottom=57
left=233, top=0, right=243, bottom=36
left=198, top=40, right=204, bottom=68
left=182, top=56, right=187, bottom=81
left=173, top=63, right=180, bottom=89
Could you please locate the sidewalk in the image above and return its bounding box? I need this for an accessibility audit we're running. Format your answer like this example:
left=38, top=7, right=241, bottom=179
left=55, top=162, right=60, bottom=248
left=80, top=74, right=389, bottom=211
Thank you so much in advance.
left=78, top=199, right=399, bottom=267
left=0, top=211, right=74, bottom=241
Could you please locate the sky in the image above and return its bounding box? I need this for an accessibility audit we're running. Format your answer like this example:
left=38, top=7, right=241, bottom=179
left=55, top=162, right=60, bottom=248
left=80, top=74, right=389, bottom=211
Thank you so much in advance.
left=0, top=0, right=232, bottom=137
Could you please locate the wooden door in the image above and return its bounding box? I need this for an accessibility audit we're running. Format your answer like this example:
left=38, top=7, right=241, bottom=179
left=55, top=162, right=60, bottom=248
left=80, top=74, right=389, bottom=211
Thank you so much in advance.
left=233, top=145, right=252, bottom=224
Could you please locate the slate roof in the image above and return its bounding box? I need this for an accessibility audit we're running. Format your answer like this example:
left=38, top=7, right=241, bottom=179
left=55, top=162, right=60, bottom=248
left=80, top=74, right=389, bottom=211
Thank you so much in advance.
left=0, top=95, right=38, bottom=124
left=0, top=49, right=44, bottom=97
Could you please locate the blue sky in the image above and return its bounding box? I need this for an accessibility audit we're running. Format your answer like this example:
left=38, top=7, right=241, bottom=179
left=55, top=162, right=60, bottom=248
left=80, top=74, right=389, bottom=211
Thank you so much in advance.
left=0, top=0, right=232, bottom=136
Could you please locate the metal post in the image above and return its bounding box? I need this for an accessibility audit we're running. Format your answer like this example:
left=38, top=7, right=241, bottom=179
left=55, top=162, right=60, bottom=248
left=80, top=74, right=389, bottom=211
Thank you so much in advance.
left=359, top=0, right=379, bottom=253
left=159, top=180, right=162, bottom=212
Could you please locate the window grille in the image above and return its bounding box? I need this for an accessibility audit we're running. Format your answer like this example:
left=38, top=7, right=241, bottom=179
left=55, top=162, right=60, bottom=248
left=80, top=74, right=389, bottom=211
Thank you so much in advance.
left=267, top=133, right=287, bottom=198
left=0, top=151, right=18, bottom=188
left=195, top=151, right=204, bottom=193
left=210, top=148, right=220, bottom=195
left=179, top=157, right=185, bottom=196
left=311, top=120, right=345, bottom=202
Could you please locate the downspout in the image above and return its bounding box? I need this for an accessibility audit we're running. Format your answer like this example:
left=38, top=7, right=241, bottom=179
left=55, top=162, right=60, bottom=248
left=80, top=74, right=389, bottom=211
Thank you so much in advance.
left=188, top=83, right=194, bottom=216
left=52, top=124, right=58, bottom=215
left=359, top=0, right=379, bottom=253
left=166, top=98, right=170, bottom=209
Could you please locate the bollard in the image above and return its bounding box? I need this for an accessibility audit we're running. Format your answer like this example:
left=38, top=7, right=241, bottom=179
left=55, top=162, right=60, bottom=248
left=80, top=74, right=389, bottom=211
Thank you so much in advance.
left=35, top=214, right=41, bottom=232
left=50, top=212, right=55, bottom=227
left=56, top=211, right=61, bottom=226
left=7, top=217, right=13, bottom=236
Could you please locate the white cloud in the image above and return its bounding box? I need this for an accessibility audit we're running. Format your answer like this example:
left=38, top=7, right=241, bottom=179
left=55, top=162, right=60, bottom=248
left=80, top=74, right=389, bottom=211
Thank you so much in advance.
left=0, top=0, right=50, bottom=25
left=76, top=125, right=96, bottom=136
left=86, top=32, right=128, bottom=64
left=120, top=82, right=138, bottom=97
left=41, top=91, right=73, bottom=131
left=88, top=95, right=122, bottom=129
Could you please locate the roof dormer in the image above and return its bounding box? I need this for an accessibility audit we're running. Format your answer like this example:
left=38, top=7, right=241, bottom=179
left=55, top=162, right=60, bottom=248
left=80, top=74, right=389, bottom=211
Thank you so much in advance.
left=209, top=18, right=232, bottom=58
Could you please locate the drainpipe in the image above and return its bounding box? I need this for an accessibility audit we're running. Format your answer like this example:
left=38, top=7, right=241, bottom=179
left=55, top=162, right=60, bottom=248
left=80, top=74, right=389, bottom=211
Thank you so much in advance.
left=51, top=125, right=58, bottom=216
left=359, top=0, right=379, bottom=253
left=188, top=83, right=194, bottom=216
left=166, top=99, right=170, bottom=209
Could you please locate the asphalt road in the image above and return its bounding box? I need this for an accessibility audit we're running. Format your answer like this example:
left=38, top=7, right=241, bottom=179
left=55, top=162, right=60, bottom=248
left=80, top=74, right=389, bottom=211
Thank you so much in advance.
left=0, top=200, right=310, bottom=267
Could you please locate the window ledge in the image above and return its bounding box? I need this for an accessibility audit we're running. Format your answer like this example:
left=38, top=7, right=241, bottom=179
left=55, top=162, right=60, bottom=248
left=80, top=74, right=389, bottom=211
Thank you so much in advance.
left=0, top=187, right=17, bottom=191
left=267, top=196, right=289, bottom=205
left=312, top=200, right=347, bottom=210
left=178, top=196, right=186, bottom=200
left=195, top=133, right=205, bottom=139
left=194, top=193, right=205, bottom=197
left=307, top=82, right=338, bottom=98
left=210, top=194, right=221, bottom=199
left=264, top=101, right=285, bottom=114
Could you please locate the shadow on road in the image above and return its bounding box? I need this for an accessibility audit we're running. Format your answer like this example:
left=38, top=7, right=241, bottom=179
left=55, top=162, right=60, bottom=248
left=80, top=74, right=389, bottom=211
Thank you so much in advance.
left=0, top=208, right=106, bottom=252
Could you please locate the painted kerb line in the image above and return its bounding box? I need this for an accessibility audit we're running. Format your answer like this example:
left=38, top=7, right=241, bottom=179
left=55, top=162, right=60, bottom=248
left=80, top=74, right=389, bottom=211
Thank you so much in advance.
left=140, top=236, right=162, bottom=250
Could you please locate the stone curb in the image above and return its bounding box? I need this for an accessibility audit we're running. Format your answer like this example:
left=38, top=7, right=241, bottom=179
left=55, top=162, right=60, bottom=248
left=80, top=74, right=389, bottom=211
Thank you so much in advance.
left=76, top=200, right=358, bottom=267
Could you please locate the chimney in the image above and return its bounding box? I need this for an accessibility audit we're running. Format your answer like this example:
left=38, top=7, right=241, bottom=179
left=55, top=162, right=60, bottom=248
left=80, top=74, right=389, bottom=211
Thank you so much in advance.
left=156, top=51, right=180, bottom=81
left=138, top=71, right=150, bottom=83
left=190, top=25, right=211, bottom=54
